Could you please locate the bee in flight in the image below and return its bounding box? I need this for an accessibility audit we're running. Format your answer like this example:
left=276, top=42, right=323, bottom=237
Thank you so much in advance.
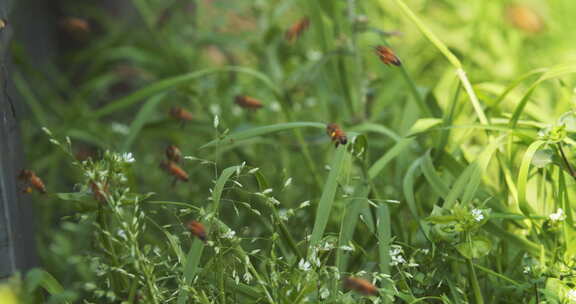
left=235, top=95, right=263, bottom=110
left=186, top=220, right=207, bottom=243
left=170, top=107, right=193, bottom=125
left=285, top=17, right=310, bottom=44
left=166, top=145, right=182, bottom=163
left=18, top=170, right=46, bottom=194
left=374, top=45, right=401, bottom=66
left=160, top=160, right=189, bottom=185
left=60, top=17, right=91, bottom=36
left=343, top=276, right=378, bottom=296
left=326, top=123, right=348, bottom=147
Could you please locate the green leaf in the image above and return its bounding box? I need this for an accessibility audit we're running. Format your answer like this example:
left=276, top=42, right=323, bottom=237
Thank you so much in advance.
left=93, top=66, right=280, bottom=118
left=122, top=93, right=166, bottom=152
left=201, top=122, right=326, bottom=149
left=456, top=236, right=492, bottom=259
left=368, top=138, right=413, bottom=180
left=310, top=145, right=347, bottom=249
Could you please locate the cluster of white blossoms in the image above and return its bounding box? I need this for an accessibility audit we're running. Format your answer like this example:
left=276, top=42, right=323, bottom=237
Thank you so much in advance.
left=549, top=208, right=566, bottom=222
left=471, top=208, right=484, bottom=222
left=389, top=245, right=406, bottom=267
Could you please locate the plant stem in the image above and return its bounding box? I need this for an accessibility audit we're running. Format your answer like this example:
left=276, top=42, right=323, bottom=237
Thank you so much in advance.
left=557, top=143, right=576, bottom=180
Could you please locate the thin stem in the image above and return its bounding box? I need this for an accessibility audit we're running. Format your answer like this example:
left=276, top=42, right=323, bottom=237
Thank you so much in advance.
left=557, top=143, right=576, bottom=179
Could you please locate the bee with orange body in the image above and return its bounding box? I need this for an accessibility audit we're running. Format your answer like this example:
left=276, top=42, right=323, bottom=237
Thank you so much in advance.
left=506, top=4, right=543, bottom=34
left=326, top=123, right=348, bottom=147
left=285, top=17, right=310, bottom=43
left=166, top=145, right=182, bottom=163
left=343, top=277, right=378, bottom=296
left=170, top=107, right=193, bottom=123
left=186, top=220, right=207, bottom=242
left=374, top=45, right=401, bottom=66
left=160, top=160, right=189, bottom=183
left=18, top=170, right=46, bottom=194
left=60, top=17, right=91, bottom=35
left=235, top=95, right=263, bottom=110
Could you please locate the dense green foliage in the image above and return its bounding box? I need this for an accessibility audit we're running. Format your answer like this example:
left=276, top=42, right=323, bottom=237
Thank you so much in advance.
left=8, top=0, right=576, bottom=303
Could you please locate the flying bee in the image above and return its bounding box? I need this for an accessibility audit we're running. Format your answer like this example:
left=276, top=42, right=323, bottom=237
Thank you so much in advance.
left=343, top=277, right=378, bottom=296
left=506, top=4, right=543, bottom=34
left=374, top=45, right=401, bottom=66
left=18, top=170, right=47, bottom=194
left=285, top=17, right=310, bottom=44
left=326, top=123, right=348, bottom=147
left=186, top=220, right=207, bottom=242
left=60, top=17, right=91, bottom=36
left=166, top=145, right=182, bottom=163
left=160, top=160, right=189, bottom=184
left=235, top=95, right=263, bottom=110
left=170, top=107, right=193, bottom=124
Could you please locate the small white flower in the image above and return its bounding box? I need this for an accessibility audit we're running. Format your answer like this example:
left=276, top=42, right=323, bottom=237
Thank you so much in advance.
left=41, top=127, right=53, bottom=136
left=121, top=152, right=135, bottom=163
left=111, top=122, right=130, bottom=135
left=549, top=208, right=566, bottom=222
left=262, top=188, right=273, bottom=194
left=117, top=229, right=127, bottom=240
left=270, top=102, right=282, bottom=112
left=471, top=208, right=484, bottom=222
left=339, top=244, right=354, bottom=252
left=320, top=287, right=330, bottom=299
left=568, top=289, right=576, bottom=302
left=209, top=104, right=221, bottom=116
left=299, top=201, right=311, bottom=208
left=248, top=168, right=260, bottom=174
left=222, top=229, right=236, bottom=239
left=307, top=50, right=322, bottom=61
left=243, top=272, right=253, bottom=284
left=421, top=249, right=430, bottom=255
left=213, top=115, right=220, bottom=129
left=298, top=259, right=311, bottom=271
left=389, top=245, right=406, bottom=267
left=283, top=178, right=293, bottom=189
left=523, top=265, right=531, bottom=274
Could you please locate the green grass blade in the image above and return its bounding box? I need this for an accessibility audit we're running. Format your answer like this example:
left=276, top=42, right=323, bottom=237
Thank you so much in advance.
left=377, top=204, right=392, bottom=294
left=121, top=93, right=166, bottom=152
left=177, top=165, right=240, bottom=304
left=336, top=183, right=370, bottom=271
left=368, top=138, right=413, bottom=180
left=517, top=140, right=546, bottom=215
left=201, top=122, right=326, bottom=149
left=421, top=151, right=450, bottom=198
left=93, top=66, right=280, bottom=118
left=310, top=145, right=347, bottom=249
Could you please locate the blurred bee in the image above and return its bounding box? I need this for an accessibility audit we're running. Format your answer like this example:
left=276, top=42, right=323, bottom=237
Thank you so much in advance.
left=0, top=19, right=7, bottom=30
left=60, top=17, right=91, bottom=35
left=160, top=160, right=189, bottom=184
left=170, top=107, right=193, bottom=124
left=186, top=220, right=207, bottom=242
left=18, top=170, right=46, bottom=194
left=506, top=4, right=543, bottom=34
left=285, top=17, right=310, bottom=44
left=374, top=45, right=401, bottom=66
left=166, top=145, right=182, bottom=163
left=235, top=95, right=263, bottom=110
left=326, top=123, right=348, bottom=147
left=343, top=277, right=378, bottom=296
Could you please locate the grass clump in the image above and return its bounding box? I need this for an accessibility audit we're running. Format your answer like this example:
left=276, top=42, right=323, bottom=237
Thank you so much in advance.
left=8, top=0, right=576, bottom=303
